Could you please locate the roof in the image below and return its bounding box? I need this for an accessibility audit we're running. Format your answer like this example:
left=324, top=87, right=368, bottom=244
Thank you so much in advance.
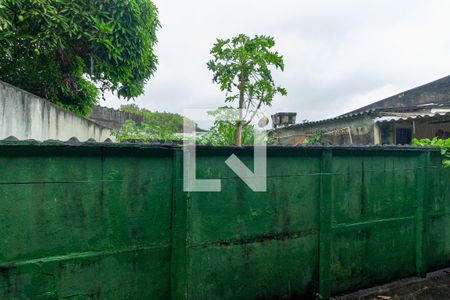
left=275, top=76, right=450, bottom=131
left=374, top=110, right=450, bottom=123
left=276, top=109, right=378, bottom=131
left=343, top=75, right=450, bottom=116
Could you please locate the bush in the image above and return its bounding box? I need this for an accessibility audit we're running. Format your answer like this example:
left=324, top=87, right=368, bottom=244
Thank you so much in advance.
left=112, top=120, right=181, bottom=143
left=412, top=137, right=450, bottom=168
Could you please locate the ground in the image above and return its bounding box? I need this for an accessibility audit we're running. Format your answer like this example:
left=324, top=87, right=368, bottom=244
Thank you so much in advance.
left=333, top=269, right=450, bottom=300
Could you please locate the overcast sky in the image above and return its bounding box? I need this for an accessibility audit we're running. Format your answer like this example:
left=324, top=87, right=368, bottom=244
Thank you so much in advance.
left=103, top=0, right=450, bottom=122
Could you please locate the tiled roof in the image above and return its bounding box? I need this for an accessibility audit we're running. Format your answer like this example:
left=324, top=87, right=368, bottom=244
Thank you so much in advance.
left=278, top=75, right=450, bottom=131
left=343, top=75, right=450, bottom=116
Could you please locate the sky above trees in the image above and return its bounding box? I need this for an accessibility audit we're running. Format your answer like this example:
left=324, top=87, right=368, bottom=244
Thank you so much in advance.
left=103, top=0, right=450, bottom=123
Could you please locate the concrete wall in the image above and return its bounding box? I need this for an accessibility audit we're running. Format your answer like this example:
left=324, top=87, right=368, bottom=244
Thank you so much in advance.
left=0, top=142, right=449, bottom=299
left=88, top=105, right=143, bottom=129
left=0, top=80, right=112, bottom=141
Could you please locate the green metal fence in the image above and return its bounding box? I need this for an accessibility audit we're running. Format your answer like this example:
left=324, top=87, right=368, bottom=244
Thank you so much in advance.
left=0, top=141, right=449, bottom=299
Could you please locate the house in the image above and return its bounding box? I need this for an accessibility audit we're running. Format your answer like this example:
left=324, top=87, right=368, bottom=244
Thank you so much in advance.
left=270, top=75, right=450, bottom=145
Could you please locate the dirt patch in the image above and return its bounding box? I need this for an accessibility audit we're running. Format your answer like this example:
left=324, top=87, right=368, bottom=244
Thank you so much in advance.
left=333, top=268, right=450, bottom=300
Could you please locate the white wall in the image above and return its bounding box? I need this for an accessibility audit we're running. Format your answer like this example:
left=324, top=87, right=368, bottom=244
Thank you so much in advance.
left=0, top=80, right=113, bottom=141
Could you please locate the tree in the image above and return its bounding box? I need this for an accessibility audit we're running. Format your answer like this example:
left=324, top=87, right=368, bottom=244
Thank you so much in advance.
left=197, top=107, right=255, bottom=146
left=111, top=120, right=181, bottom=143
left=207, top=34, right=287, bottom=146
left=0, top=0, right=159, bottom=115
left=120, top=104, right=198, bottom=133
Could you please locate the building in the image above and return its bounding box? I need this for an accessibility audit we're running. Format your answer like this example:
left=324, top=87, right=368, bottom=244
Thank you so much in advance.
left=270, top=75, right=450, bottom=145
left=88, top=106, right=144, bottom=130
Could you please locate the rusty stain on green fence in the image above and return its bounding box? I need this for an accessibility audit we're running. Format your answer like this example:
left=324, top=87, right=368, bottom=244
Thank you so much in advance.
left=0, top=141, right=449, bottom=299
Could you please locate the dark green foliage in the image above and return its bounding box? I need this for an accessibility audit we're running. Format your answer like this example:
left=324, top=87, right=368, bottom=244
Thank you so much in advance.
left=0, top=0, right=159, bottom=115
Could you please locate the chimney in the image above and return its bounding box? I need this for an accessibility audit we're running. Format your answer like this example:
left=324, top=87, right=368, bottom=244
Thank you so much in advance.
left=271, top=112, right=297, bottom=129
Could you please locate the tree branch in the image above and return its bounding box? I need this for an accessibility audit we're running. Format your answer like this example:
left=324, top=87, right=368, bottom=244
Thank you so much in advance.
left=245, top=97, right=263, bottom=126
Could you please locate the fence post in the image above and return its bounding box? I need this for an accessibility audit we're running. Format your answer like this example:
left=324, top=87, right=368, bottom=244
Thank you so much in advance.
left=171, top=149, right=187, bottom=300
left=319, top=149, right=333, bottom=300
left=415, top=151, right=430, bottom=278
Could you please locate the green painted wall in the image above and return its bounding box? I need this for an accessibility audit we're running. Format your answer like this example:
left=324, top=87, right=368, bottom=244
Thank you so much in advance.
left=0, top=142, right=449, bottom=299
left=0, top=144, right=173, bottom=299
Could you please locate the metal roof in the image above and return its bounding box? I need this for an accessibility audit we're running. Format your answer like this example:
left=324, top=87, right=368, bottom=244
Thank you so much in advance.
left=374, top=111, right=450, bottom=123
left=274, top=104, right=450, bottom=131
left=280, top=109, right=377, bottom=130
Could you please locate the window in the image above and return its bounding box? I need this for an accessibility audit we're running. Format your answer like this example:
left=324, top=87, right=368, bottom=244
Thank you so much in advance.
left=395, top=128, right=412, bottom=145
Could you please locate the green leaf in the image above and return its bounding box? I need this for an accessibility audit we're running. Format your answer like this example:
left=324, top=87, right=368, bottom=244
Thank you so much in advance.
left=0, top=0, right=160, bottom=115
left=207, top=34, right=286, bottom=145
left=413, top=137, right=450, bottom=168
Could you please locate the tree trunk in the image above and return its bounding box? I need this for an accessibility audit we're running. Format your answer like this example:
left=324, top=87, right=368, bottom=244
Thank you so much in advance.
left=235, top=73, right=245, bottom=146
left=235, top=121, right=243, bottom=146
